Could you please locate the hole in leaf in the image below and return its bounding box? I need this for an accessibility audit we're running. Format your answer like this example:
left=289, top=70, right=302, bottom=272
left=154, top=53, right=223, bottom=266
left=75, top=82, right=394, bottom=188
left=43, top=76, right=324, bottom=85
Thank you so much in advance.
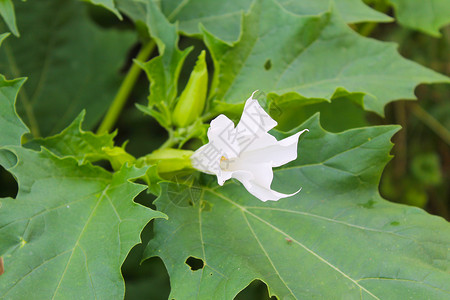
left=123, top=255, right=170, bottom=300
left=264, top=59, right=272, bottom=70
left=235, top=279, right=276, bottom=300
left=188, top=200, right=193, bottom=206
left=185, top=256, right=204, bottom=271
left=0, top=165, right=18, bottom=198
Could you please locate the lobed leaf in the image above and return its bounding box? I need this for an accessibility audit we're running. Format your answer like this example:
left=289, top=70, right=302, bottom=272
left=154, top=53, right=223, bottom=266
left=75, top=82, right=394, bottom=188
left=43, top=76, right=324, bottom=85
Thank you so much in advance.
left=0, top=33, right=163, bottom=299
left=134, top=0, right=192, bottom=124
left=160, top=0, right=392, bottom=43
left=0, top=147, right=166, bottom=299
left=145, top=115, right=450, bottom=299
left=0, top=0, right=135, bottom=137
left=116, top=0, right=391, bottom=44
left=25, top=111, right=115, bottom=163
left=204, top=0, right=449, bottom=116
left=389, top=0, right=450, bottom=37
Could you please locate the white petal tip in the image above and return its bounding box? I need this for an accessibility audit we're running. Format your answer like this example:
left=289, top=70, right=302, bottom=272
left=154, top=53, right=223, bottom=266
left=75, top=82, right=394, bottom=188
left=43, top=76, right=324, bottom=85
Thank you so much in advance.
left=250, top=90, right=259, bottom=98
left=254, top=187, right=303, bottom=202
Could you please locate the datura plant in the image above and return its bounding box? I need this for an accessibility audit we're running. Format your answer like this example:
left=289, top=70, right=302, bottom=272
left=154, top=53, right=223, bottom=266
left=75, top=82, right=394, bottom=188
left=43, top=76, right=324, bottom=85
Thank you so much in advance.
left=0, top=0, right=449, bottom=299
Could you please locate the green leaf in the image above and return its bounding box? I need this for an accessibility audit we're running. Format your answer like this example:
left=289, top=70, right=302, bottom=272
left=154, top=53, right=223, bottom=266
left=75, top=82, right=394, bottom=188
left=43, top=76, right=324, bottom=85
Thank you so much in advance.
left=275, top=97, right=370, bottom=133
left=0, top=0, right=19, bottom=36
left=204, top=0, right=449, bottom=116
left=0, top=146, right=166, bottom=299
left=389, top=0, right=450, bottom=37
left=84, top=0, right=123, bottom=19
left=115, top=0, right=147, bottom=25
left=25, top=111, right=138, bottom=171
left=0, top=0, right=135, bottom=137
left=0, top=75, right=27, bottom=147
left=0, top=33, right=28, bottom=148
left=0, top=39, right=28, bottom=146
left=136, top=0, right=192, bottom=111
left=159, top=0, right=391, bottom=43
left=26, top=111, right=114, bottom=162
left=144, top=115, right=450, bottom=299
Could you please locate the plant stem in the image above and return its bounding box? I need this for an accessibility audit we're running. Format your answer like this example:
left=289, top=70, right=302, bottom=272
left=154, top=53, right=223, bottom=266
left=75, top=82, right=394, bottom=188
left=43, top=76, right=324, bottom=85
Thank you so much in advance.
left=159, top=130, right=178, bottom=149
left=97, top=41, right=156, bottom=134
left=358, top=1, right=390, bottom=37
left=393, top=101, right=407, bottom=178
left=410, top=104, right=450, bottom=146
left=5, top=43, right=41, bottom=137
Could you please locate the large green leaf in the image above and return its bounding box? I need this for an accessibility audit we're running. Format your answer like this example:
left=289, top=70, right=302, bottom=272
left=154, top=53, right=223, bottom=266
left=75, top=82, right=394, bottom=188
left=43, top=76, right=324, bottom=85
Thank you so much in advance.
left=0, top=0, right=18, bottom=36
left=389, top=0, right=450, bottom=37
left=0, top=0, right=134, bottom=137
left=144, top=115, right=450, bottom=299
left=160, top=0, right=391, bottom=43
left=0, top=146, right=166, bottom=299
left=0, top=58, right=164, bottom=298
left=116, top=0, right=391, bottom=43
left=204, top=0, right=449, bottom=116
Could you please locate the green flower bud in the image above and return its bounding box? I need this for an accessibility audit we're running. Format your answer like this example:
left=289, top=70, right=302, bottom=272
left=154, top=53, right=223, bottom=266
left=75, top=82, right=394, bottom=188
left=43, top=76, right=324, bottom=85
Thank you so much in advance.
left=173, top=50, right=208, bottom=128
left=102, top=146, right=135, bottom=171
left=136, top=148, right=194, bottom=174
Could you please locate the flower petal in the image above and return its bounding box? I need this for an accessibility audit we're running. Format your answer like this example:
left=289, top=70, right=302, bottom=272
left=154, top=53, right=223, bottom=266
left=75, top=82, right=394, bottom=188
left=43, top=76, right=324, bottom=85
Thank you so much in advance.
left=235, top=92, right=278, bottom=144
left=190, top=144, right=208, bottom=172
left=238, top=129, right=308, bottom=167
left=230, top=163, right=300, bottom=202
left=191, top=114, right=238, bottom=176
left=217, top=169, right=233, bottom=186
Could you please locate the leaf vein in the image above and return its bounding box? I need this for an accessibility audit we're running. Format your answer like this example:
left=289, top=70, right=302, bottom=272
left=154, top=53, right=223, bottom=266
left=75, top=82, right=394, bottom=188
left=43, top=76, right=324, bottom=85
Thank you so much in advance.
left=1, top=250, right=72, bottom=298
left=242, top=210, right=297, bottom=299
left=206, top=188, right=380, bottom=299
left=51, top=184, right=110, bottom=299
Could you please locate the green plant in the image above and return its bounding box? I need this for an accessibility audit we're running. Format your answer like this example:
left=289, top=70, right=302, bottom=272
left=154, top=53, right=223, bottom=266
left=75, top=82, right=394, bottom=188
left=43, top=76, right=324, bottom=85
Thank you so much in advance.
left=0, top=0, right=449, bottom=299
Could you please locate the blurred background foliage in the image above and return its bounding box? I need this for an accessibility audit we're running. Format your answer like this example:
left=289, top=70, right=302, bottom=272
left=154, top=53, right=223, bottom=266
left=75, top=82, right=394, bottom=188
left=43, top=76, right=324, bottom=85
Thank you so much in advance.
left=0, top=0, right=448, bottom=299
left=368, top=18, right=449, bottom=220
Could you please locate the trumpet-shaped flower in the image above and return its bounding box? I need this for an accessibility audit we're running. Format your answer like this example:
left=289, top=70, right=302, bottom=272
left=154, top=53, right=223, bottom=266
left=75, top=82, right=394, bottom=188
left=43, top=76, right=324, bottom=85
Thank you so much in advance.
left=191, top=92, right=308, bottom=202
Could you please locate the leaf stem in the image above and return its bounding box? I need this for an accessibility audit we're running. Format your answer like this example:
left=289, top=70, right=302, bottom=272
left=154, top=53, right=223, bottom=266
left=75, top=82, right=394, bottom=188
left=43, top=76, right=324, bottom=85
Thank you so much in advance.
left=97, top=41, right=156, bottom=134
left=358, top=1, right=390, bottom=37
left=159, top=130, right=178, bottom=149
left=410, top=104, right=450, bottom=146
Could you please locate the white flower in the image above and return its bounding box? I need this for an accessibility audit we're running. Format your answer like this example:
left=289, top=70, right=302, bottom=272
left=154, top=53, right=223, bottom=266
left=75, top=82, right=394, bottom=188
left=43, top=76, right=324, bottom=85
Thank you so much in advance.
left=191, top=91, right=308, bottom=202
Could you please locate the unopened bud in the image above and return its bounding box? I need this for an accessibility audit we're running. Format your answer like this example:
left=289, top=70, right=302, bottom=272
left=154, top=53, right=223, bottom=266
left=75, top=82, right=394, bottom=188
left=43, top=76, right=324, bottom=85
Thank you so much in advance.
left=173, top=50, right=208, bottom=127
left=136, top=148, right=194, bottom=174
